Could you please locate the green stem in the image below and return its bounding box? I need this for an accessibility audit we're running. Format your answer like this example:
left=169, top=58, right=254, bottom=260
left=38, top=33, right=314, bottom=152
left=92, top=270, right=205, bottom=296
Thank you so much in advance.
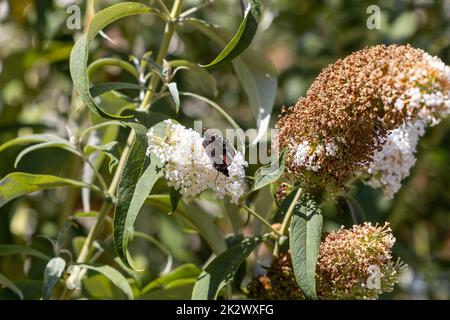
left=84, top=0, right=95, bottom=31
left=155, top=0, right=171, bottom=15
left=59, top=0, right=95, bottom=227
left=61, top=0, right=184, bottom=300
left=274, top=188, right=303, bottom=257
left=279, top=188, right=303, bottom=236
left=75, top=201, right=112, bottom=263
left=84, top=157, right=109, bottom=192
left=179, top=0, right=214, bottom=18
left=241, top=205, right=281, bottom=237
left=140, top=0, right=183, bottom=111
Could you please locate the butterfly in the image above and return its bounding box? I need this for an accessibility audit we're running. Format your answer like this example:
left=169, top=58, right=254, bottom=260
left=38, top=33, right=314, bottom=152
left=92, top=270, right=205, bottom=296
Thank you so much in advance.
left=202, top=129, right=236, bottom=177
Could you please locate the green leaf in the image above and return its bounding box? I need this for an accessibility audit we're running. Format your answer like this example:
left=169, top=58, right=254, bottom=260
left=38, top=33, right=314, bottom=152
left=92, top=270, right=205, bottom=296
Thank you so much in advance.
left=78, top=264, right=134, bottom=300
left=141, top=263, right=201, bottom=295
left=14, top=141, right=80, bottom=168
left=390, top=11, right=418, bottom=40
left=73, top=211, right=99, bottom=218
left=89, top=82, right=144, bottom=98
left=289, top=193, right=323, bottom=300
left=169, top=188, right=181, bottom=214
left=140, top=280, right=195, bottom=300
left=0, top=173, right=96, bottom=208
left=181, top=18, right=277, bottom=144
left=113, top=115, right=164, bottom=270
left=169, top=59, right=218, bottom=96
left=0, top=134, right=80, bottom=168
left=167, top=82, right=180, bottom=112
left=0, top=273, right=23, bottom=300
left=83, top=273, right=117, bottom=299
left=0, top=244, right=50, bottom=260
left=192, top=235, right=267, bottom=300
left=42, top=257, right=66, bottom=300
left=79, top=121, right=126, bottom=140
left=0, top=134, right=70, bottom=153
left=144, top=55, right=165, bottom=78
left=252, top=148, right=287, bottom=191
left=88, top=58, right=139, bottom=79
left=224, top=234, right=247, bottom=291
left=70, top=2, right=164, bottom=119
left=232, top=50, right=277, bottom=144
left=200, top=0, right=262, bottom=69
left=84, top=141, right=121, bottom=173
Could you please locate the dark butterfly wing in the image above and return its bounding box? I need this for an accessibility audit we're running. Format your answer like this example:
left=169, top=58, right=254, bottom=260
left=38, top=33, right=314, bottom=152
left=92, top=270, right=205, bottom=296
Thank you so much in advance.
left=202, top=130, right=236, bottom=177
left=223, top=139, right=236, bottom=166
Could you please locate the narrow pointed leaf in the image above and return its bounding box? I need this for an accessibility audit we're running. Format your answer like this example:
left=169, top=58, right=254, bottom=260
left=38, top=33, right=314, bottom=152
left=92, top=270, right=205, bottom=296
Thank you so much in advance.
left=167, top=82, right=180, bottom=112
left=113, top=118, right=167, bottom=270
left=252, top=148, right=287, bottom=191
left=170, top=59, right=218, bottom=96
left=200, top=0, right=262, bottom=69
left=114, top=152, right=163, bottom=270
left=88, top=58, right=139, bottom=79
left=70, top=2, right=163, bottom=119
left=339, top=195, right=367, bottom=225
left=232, top=50, right=277, bottom=144
left=169, top=188, right=181, bottom=214
left=84, top=141, right=121, bottom=173
left=14, top=142, right=80, bottom=168
left=89, top=82, right=144, bottom=98
left=0, top=173, right=95, bottom=208
left=182, top=18, right=277, bottom=144
left=0, top=134, right=70, bottom=153
left=0, top=244, right=50, bottom=260
left=42, top=257, right=66, bottom=300
left=141, top=263, right=201, bottom=295
left=0, top=273, right=23, bottom=300
left=289, top=193, right=323, bottom=300
left=78, top=264, right=134, bottom=300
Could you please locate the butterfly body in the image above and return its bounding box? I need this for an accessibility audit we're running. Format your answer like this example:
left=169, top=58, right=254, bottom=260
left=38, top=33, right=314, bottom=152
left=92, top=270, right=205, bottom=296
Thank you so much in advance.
left=202, top=130, right=236, bottom=177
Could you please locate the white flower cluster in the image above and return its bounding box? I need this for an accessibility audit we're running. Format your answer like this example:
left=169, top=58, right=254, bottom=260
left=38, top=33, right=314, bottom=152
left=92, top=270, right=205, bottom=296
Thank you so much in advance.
left=394, top=88, right=450, bottom=125
left=366, top=121, right=425, bottom=198
left=293, top=140, right=339, bottom=172
left=146, top=120, right=247, bottom=204
left=424, top=52, right=450, bottom=81
left=367, top=53, right=450, bottom=198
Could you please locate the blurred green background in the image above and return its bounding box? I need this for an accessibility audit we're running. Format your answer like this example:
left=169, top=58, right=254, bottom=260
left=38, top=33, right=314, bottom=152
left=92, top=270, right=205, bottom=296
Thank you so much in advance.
left=0, top=0, right=449, bottom=299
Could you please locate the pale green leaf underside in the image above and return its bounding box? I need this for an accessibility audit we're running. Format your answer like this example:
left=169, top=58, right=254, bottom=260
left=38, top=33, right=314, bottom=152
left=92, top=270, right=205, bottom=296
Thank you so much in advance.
left=78, top=264, right=134, bottom=300
left=113, top=119, right=167, bottom=270
left=289, top=193, right=323, bottom=300
left=0, top=172, right=94, bottom=208
left=252, top=148, right=287, bottom=191
left=42, top=257, right=66, bottom=300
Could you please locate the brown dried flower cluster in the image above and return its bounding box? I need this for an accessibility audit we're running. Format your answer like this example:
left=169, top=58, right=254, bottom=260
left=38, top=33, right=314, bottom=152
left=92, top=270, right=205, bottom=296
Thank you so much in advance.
left=316, top=222, right=405, bottom=299
left=248, top=223, right=406, bottom=300
left=275, top=44, right=450, bottom=187
left=247, top=252, right=304, bottom=300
